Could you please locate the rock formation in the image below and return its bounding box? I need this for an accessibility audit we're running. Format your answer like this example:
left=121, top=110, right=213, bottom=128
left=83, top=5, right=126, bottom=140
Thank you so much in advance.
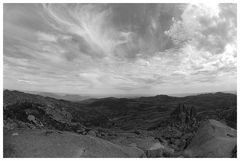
left=171, top=103, right=198, bottom=130
left=184, top=119, right=237, bottom=158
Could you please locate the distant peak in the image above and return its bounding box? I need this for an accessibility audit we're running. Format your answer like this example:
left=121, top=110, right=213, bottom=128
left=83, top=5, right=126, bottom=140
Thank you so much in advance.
left=155, top=94, right=170, bottom=97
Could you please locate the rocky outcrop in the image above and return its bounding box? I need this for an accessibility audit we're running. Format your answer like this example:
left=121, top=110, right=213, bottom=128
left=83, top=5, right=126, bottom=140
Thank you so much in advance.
left=3, top=102, right=86, bottom=132
left=151, top=104, right=198, bottom=152
left=218, top=106, right=237, bottom=129
left=4, top=129, right=145, bottom=158
left=184, top=119, right=237, bottom=158
left=3, top=90, right=113, bottom=128
left=171, top=103, right=198, bottom=130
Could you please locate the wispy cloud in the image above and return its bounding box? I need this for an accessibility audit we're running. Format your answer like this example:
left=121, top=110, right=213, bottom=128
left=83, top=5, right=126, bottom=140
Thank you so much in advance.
left=3, top=3, right=237, bottom=95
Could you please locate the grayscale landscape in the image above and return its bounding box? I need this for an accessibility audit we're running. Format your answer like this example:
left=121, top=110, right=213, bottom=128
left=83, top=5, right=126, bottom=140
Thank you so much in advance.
left=3, top=3, right=237, bottom=158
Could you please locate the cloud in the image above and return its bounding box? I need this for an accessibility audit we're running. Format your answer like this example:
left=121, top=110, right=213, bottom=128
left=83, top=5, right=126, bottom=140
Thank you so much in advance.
left=3, top=3, right=237, bottom=95
left=42, top=4, right=129, bottom=59
left=165, top=3, right=236, bottom=55
left=37, top=32, right=57, bottom=42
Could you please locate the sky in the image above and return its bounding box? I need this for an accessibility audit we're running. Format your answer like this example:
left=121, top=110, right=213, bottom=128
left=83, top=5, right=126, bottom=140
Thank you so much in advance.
left=3, top=3, right=237, bottom=96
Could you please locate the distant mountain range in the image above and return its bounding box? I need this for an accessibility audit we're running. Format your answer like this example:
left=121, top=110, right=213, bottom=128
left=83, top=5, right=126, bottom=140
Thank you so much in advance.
left=3, top=89, right=237, bottom=130
left=5, top=89, right=237, bottom=102
left=20, top=91, right=92, bottom=102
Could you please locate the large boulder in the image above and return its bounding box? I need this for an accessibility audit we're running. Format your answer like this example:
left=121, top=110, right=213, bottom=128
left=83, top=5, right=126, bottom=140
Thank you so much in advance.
left=146, top=142, right=174, bottom=157
left=111, top=135, right=159, bottom=151
left=109, top=134, right=174, bottom=157
left=4, top=129, right=145, bottom=158
left=184, top=119, right=236, bottom=158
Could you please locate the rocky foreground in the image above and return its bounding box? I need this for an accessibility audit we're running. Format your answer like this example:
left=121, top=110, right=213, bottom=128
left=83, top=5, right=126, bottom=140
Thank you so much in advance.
left=3, top=90, right=237, bottom=158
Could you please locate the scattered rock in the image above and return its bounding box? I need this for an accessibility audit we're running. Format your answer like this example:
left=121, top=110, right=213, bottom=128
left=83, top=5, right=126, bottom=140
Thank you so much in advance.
left=27, top=115, right=37, bottom=124
left=76, top=129, right=87, bottom=135
left=146, top=148, right=163, bottom=157
left=11, top=133, right=19, bottom=136
left=160, top=126, right=182, bottom=139
left=146, top=142, right=174, bottom=157
left=4, top=119, right=18, bottom=130
left=129, top=143, right=137, bottom=147
left=87, top=130, right=97, bottom=137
